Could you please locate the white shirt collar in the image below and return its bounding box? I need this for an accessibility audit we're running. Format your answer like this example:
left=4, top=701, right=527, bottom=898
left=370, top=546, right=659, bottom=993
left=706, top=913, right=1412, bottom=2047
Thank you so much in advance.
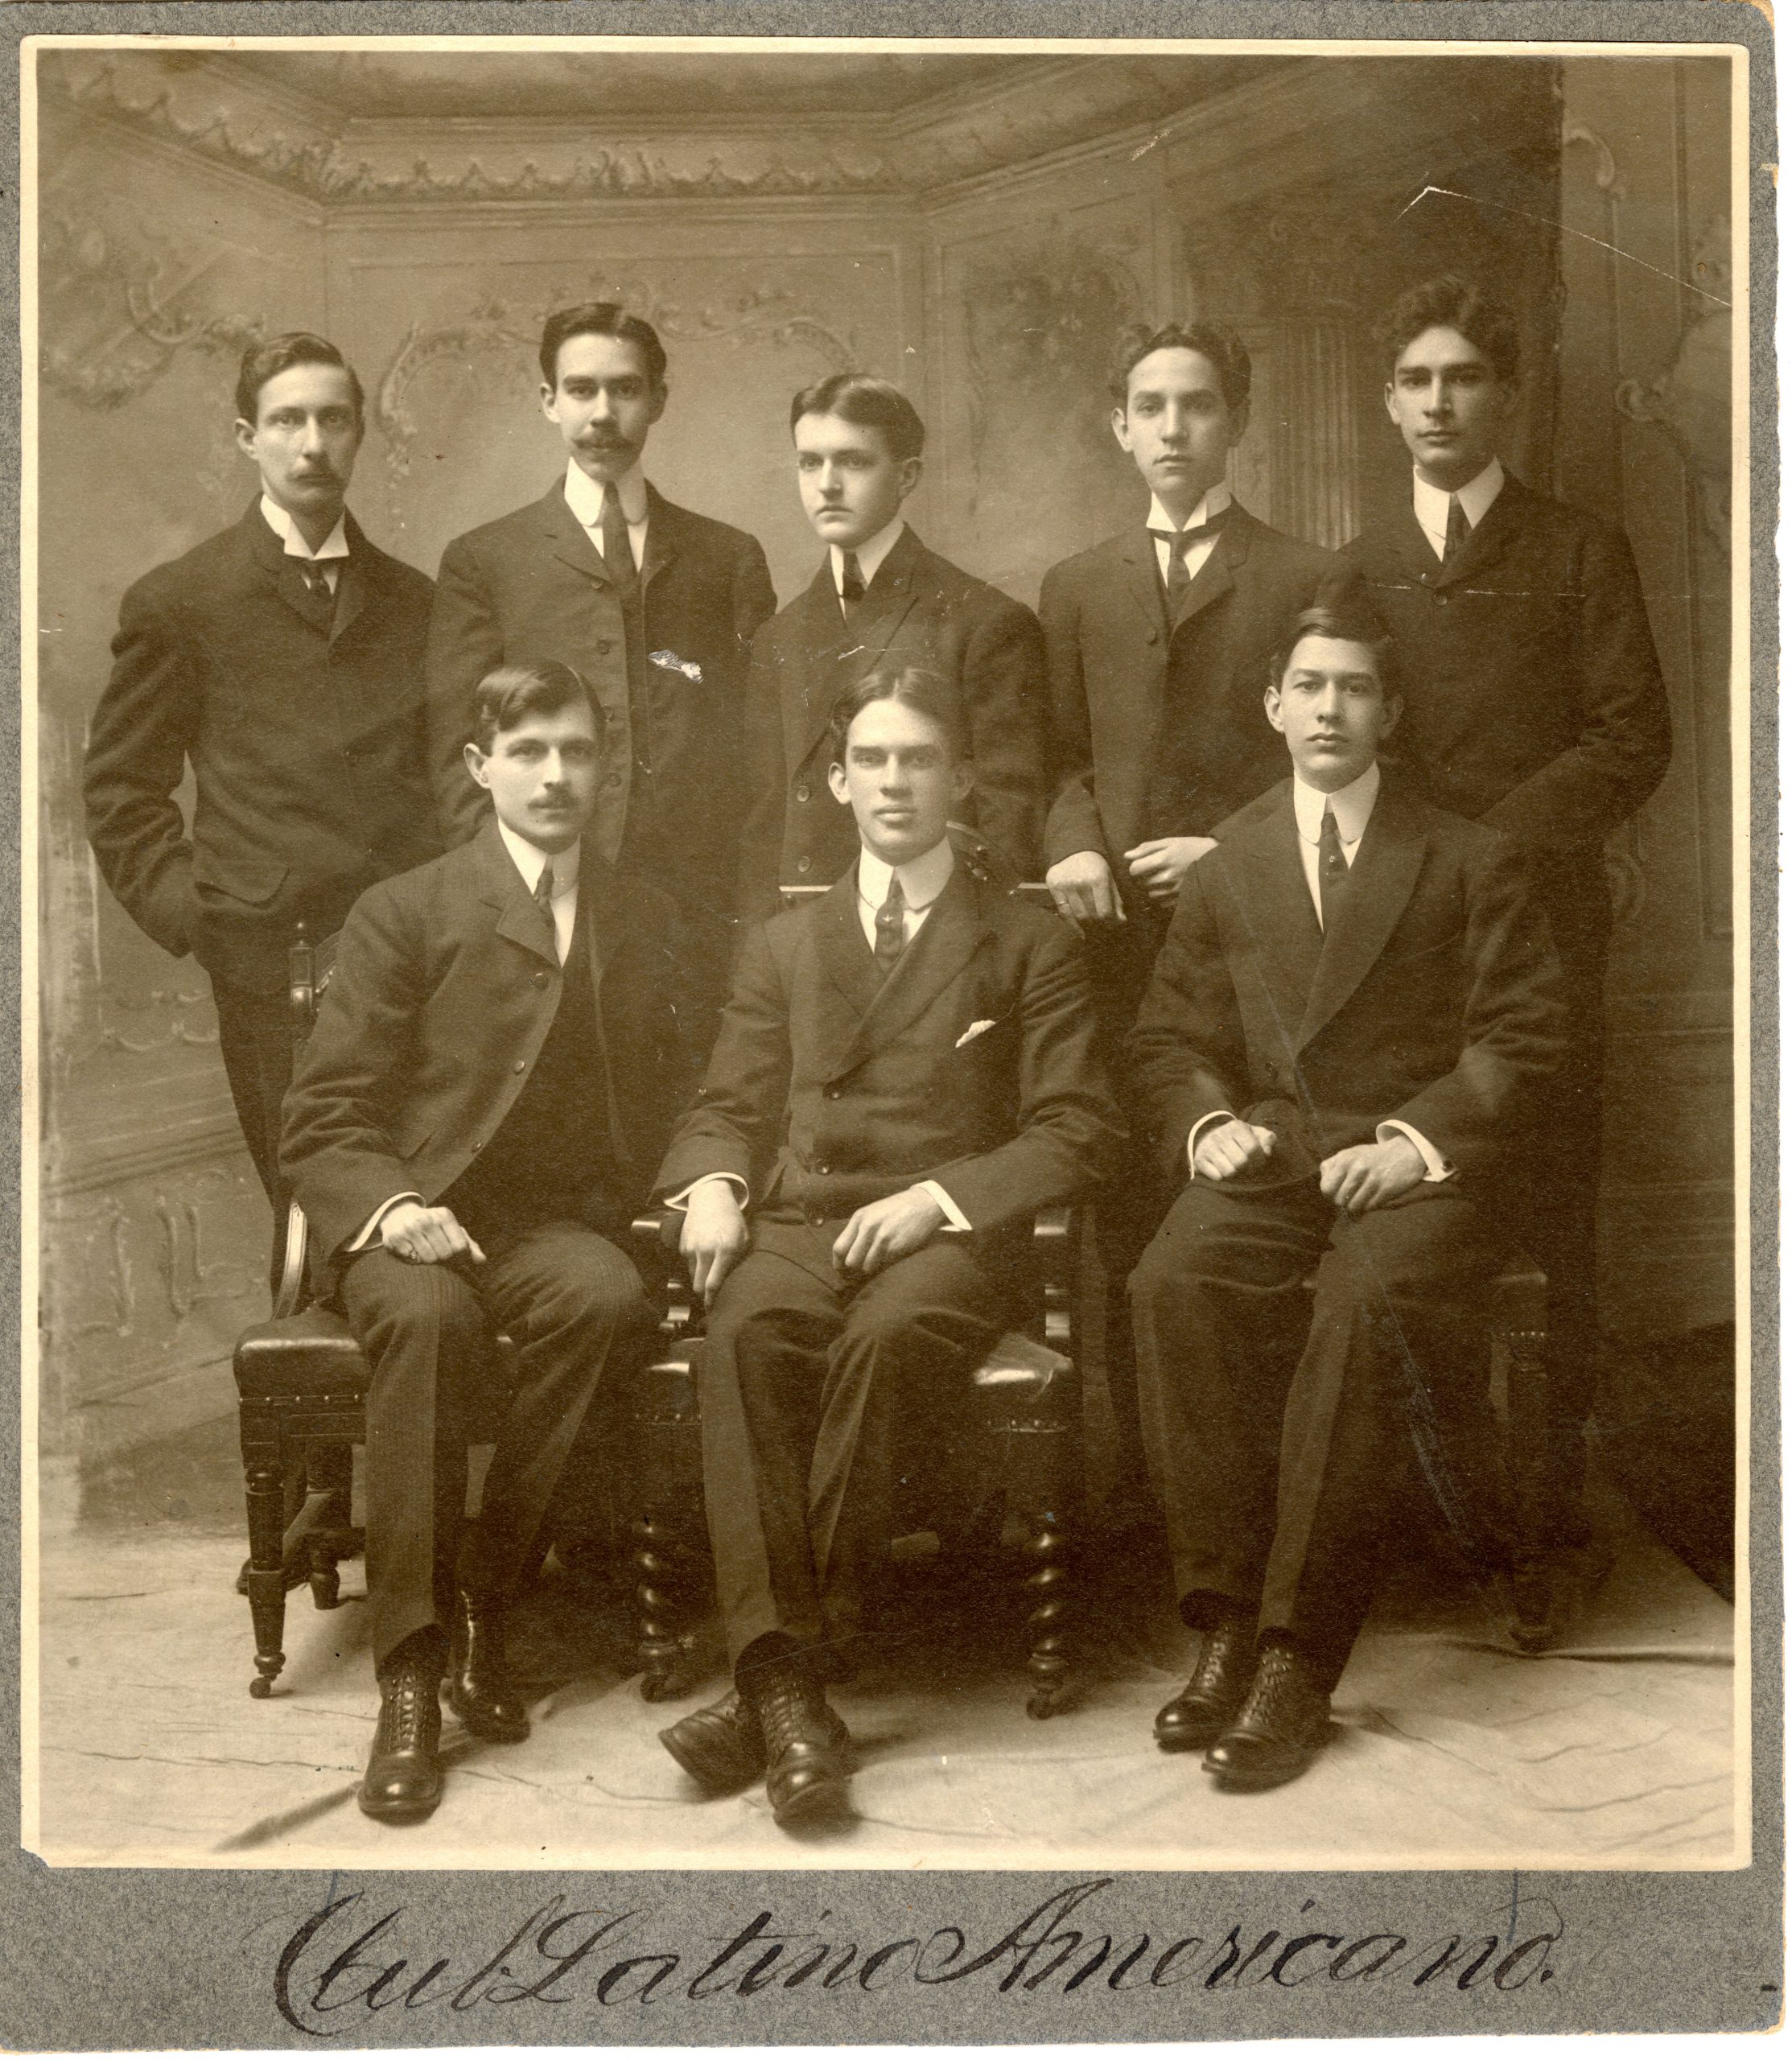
left=496, top=818, right=581, bottom=896
left=857, top=835, right=955, bottom=914
left=260, top=495, right=348, bottom=562
left=831, top=514, right=907, bottom=596
left=1147, top=483, right=1232, bottom=535
left=563, top=459, right=649, bottom=529
left=1292, top=760, right=1381, bottom=847
left=1411, top=457, right=1504, bottom=548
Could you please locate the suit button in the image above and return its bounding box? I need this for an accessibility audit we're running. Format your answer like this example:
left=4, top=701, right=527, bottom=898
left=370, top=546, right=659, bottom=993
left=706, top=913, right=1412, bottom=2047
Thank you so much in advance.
left=595, top=640, right=612, bottom=655
left=816, top=1161, right=830, bottom=1175
left=1434, top=591, right=1449, bottom=605
left=606, top=772, right=624, bottom=789
left=795, top=783, right=810, bottom=804
left=825, top=1085, right=840, bottom=1099
left=1145, top=628, right=1160, bottom=645
left=513, top=1060, right=526, bottom=1073
left=797, top=855, right=812, bottom=874
left=533, top=970, right=549, bottom=987
left=472, top=1139, right=484, bottom=1152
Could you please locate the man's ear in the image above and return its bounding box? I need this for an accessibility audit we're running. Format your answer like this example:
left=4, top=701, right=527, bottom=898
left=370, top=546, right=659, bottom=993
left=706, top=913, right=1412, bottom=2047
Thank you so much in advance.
left=1382, top=381, right=1401, bottom=428
left=463, top=741, right=492, bottom=790
left=950, top=760, right=974, bottom=805
left=538, top=381, right=558, bottom=423
left=1263, top=683, right=1287, bottom=735
left=1110, top=404, right=1132, bottom=454
left=233, top=418, right=258, bottom=462
left=827, top=760, right=851, bottom=805
left=896, top=455, right=923, bottom=502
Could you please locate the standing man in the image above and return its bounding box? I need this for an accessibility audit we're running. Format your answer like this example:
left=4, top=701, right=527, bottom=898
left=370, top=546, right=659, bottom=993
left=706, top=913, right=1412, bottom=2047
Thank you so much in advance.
left=735, top=374, right=1047, bottom=917
left=657, top=666, right=1121, bottom=1828
left=282, top=661, right=696, bottom=1823
left=426, top=303, right=777, bottom=1011
left=1343, top=275, right=1672, bottom=1518
left=84, top=333, right=441, bottom=1286
left=1130, top=604, right=1566, bottom=1790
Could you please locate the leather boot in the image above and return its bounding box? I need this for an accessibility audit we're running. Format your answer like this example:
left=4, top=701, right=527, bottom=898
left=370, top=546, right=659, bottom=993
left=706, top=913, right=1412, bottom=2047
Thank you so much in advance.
left=360, top=1655, right=444, bottom=1823
left=744, top=1656, right=851, bottom=1826
left=660, top=1686, right=851, bottom=1795
left=1203, top=1640, right=1333, bottom=1791
left=1154, top=1607, right=1256, bottom=1752
left=446, top=1589, right=531, bottom=1743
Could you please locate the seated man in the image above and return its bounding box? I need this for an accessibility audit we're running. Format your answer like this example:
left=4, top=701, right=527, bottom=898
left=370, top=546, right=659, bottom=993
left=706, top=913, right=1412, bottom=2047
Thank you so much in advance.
left=282, top=661, right=695, bottom=1823
left=656, top=665, right=1123, bottom=1827
left=1129, top=603, right=1567, bottom=1791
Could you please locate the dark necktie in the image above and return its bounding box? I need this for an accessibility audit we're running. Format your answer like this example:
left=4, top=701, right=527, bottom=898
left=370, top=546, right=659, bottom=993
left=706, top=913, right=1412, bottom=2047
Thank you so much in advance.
left=1317, top=805, right=1349, bottom=933
left=1148, top=517, right=1223, bottom=603
left=533, top=863, right=558, bottom=953
left=839, top=550, right=866, bottom=619
left=299, top=558, right=336, bottom=624
left=1441, top=492, right=1470, bottom=569
left=873, top=873, right=906, bottom=977
left=600, top=484, right=638, bottom=598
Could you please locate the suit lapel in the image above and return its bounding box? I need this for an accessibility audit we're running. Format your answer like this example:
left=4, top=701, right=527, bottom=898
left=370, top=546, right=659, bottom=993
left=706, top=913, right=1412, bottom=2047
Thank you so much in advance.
left=1431, top=472, right=1526, bottom=590
left=537, top=478, right=615, bottom=590
left=830, top=863, right=989, bottom=1079
left=476, top=820, right=562, bottom=967
left=1114, top=529, right=1168, bottom=635
left=241, top=501, right=332, bottom=634
left=1214, top=786, right=1322, bottom=1061
left=847, top=526, right=924, bottom=663
left=1295, top=782, right=1427, bottom=1050
left=640, top=481, right=680, bottom=591
left=329, top=517, right=371, bottom=644
left=812, top=868, right=881, bottom=1069
left=1169, top=509, right=1243, bottom=636
left=790, top=563, right=858, bottom=769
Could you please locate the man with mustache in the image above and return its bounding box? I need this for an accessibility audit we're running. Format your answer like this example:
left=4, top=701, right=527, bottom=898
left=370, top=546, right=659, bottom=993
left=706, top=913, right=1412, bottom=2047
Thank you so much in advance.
left=426, top=303, right=777, bottom=1026
left=84, top=333, right=442, bottom=1293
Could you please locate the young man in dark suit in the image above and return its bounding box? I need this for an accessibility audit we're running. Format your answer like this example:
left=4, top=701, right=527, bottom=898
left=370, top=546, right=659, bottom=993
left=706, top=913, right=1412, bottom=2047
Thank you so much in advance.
left=282, top=661, right=697, bottom=1823
left=425, top=303, right=777, bottom=1012
left=84, top=334, right=441, bottom=1283
left=735, top=375, right=1047, bottom=917
left=657, top=666, right=1122, bottom=1828
left=1129, top=604, right=1566, bottom=1791
left=1342, top=276, right=1672, bottom=1515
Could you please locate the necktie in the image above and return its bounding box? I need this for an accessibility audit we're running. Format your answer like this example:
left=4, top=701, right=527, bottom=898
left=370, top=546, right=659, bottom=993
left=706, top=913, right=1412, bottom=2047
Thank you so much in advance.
left=873, top=873, right=906, bottom=977
left=1317, top=805, right=1349, bottom=933
left=1148, top=517, right=1223, bottom=602
left=533, top=861, right=557, bottom=933
left=1441, top=493, right=1470, bottom=568
left=839, top=551, right=866, bottom=617
left=299, top=559, right=336, bottom=623
left=600, top=484, right=638, bottom=597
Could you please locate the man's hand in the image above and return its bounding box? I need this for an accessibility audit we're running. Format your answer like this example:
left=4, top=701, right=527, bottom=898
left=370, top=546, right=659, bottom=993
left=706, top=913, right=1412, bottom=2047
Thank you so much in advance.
left=1125, top=835, right=1217, bottom=903
left=1045, top=849, right=1124, bottom=926
left=1319, top=1134, right=1426, bottom=1216
left=832, top=1186, right=947, bottom=1279
left=1193, top=1119, right=1278, bottom=1182
left=380, top=1200, right=485, bottom=1266
left=680, top=1179, right=752, bottom=1308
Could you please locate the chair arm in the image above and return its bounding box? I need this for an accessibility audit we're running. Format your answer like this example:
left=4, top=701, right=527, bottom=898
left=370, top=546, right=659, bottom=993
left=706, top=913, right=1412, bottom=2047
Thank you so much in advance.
left=272, top=1201, right=311, bottom=1321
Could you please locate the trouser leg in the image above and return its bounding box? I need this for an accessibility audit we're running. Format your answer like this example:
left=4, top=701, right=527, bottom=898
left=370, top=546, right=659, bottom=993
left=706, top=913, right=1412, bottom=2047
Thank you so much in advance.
left=211, top=978, right=294, bottom=1300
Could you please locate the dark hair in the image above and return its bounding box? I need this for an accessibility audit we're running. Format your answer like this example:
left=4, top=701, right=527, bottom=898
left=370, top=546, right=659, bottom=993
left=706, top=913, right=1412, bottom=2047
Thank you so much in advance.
left=469, top=660, right=597, bottom=754
left=1271, top=602, right=1403, bottom=703
left=234, top=333, right=364, bottom=426
left=538, top=303, right=668, bottom=391
left=1109, top=321, right=1252, bottom=411
left=1374, top=274, right=1520, bottom=382
left=828, top=664, right=966, bottom=765
left=789, top=373, right=925, bottom=463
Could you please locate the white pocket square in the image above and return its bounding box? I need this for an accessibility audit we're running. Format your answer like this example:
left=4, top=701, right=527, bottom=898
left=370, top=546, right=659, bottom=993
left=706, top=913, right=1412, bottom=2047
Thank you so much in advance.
left=955, top=1019, right=997, bottom=1049
left=649, top=648, right=702, bottom=682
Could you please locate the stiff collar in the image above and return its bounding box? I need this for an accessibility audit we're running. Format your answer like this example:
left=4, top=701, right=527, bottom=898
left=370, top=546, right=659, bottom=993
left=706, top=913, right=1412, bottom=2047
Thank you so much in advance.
left=1411, top=457, right=1504, bottom=550
left=1146, top=483, right=1232, bottom=536
left=831, top=513, right=907, bottom=596
left=563, top=459, right=648, bottom=529
left=1292, top=760, right=1381, bottom=848
left=259, top=495, right=348, bottom=562
left=496, top=818, right=581, bottom=897
left=856, top=834, right=954, bottom=915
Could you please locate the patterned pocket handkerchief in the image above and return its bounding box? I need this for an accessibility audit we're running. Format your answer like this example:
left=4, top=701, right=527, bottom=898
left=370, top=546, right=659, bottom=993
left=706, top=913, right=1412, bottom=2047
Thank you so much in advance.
left=955, top=1019, right=998, bottom=1049
left=649, top=649, right=703, bottom=682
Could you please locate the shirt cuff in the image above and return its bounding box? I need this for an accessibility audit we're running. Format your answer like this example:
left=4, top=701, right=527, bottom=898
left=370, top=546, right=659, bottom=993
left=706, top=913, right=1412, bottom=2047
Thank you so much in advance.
left=664, top=1173, right=750, bottom=1212
left=1377, top=1120, right=1454, bottom=1183
left=918, top=1180, right=971, bottom=1232
left=1186, top=1110, right=1237, bottom=1178
left=348, top=1193, right=424, bottom=1254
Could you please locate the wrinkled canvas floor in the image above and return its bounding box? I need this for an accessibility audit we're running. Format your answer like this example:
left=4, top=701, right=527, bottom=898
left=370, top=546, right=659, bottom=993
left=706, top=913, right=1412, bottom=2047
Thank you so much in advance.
left=32, top=1469, right=1736, bottom=1871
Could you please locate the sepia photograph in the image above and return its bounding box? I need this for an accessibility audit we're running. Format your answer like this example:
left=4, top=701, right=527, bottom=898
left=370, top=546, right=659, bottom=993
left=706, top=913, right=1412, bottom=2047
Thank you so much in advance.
left=23, top=20, right=1749, bottom=1901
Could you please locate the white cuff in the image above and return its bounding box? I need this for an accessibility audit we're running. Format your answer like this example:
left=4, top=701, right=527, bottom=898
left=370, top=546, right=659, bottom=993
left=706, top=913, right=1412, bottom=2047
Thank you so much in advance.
left=1186, top=1110, right=1237, bottom=1178
left=665, top=1172, right=750, bottom=1212
left=919, top=1180, right=971, bottom=1231
left=348, top=1193, right=424, bottom=1254
left=1377, top=1119, right=1454, bottom=1183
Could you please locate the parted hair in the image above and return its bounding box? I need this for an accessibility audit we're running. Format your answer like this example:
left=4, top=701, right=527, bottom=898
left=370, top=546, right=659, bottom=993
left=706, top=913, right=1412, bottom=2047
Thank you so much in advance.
left=1108, top=320, right=1253, bottom=411
left=789, top=373, right=926, bottom=463
left=828, top=664, right=968, bottom=765
left=538, top=303, right=669, bottom=390
left=469, top=660, right=597, bottom=754
left=234, top=333, right=365, bottom=426
left=1271, top=602, right=1404, bottom=704
left=1374, top=274, right=1521, bottom=382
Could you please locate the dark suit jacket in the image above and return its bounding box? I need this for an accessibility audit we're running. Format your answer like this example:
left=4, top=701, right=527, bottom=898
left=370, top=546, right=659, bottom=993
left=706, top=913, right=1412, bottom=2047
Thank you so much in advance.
left=657, top=862, right=1123, bottom=1233
left=1341, top=476, right=1671, bottom=881
left=1040, top=504, right=1351, bottom=914
left=735, top=527, right=1048, bottom=918
left=83, top=501, right=441, bottom=995
left=1131, top=778, right=1567, bottom=1194
left=426, top=477, right=777, bottom=918
left=282, top=822, right=699, bottom=1275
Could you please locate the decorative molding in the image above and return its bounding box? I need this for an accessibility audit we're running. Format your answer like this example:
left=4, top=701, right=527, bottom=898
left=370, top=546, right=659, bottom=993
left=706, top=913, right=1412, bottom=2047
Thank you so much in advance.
left=1605, top=822, right=1649, bottom=933
left=153, top=1168, right=263, bottom=1321
left=41, top=1194, right=134, bottom=1341
left=1561, top=120, right=1629, bottom=201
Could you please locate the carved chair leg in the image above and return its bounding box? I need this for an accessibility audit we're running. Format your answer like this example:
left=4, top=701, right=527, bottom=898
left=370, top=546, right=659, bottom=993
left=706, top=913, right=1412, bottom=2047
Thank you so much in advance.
left=1506, top=1320, right=1556, bottom=1652
left=305, top=1440, right=358, bottom=1609
left=1018, top=1480, right=1076, bottom=1719
left=241, top=1408, right=290, bottom=1698
left=633, top=1487, right=711, bottom=1702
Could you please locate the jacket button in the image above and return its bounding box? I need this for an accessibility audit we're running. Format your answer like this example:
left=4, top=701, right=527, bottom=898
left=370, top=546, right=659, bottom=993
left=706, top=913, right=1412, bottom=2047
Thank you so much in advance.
left=797, top=855, right=812, bottom=874
left=606, top=772, right=624, bottom=789
left=816, top=1161, right=830, bottom=1175
left=1434, top=591, right=1449, bottom=605
left=533, top=970, right=549, bottom=987
left=1145, top=628, right=1160, bottom=645
left=795, top=782, right=810, bottom=804
left=595, top=640, right=612, bottom=655
left=825, top=1085, right=840, bottom=1099
left=472, top=1139, right=483, bottom=1152
left=513, top=1060, right=526, bottom=1073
